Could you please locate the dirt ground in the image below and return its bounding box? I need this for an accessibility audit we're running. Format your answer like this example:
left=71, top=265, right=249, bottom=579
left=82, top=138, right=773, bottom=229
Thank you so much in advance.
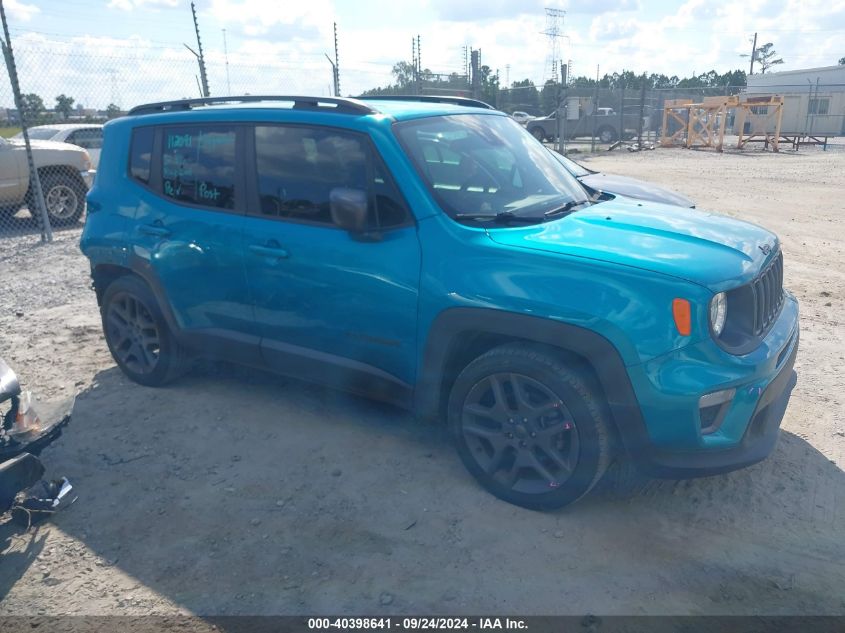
left=0, top=144, right=843, bottom=616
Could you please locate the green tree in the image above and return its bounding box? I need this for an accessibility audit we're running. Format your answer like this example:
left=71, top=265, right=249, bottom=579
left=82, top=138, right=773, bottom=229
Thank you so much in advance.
left=755, top=43, right=784, bottom=73
left=106, top=103, right=122, bottom=119
left=478, top=65, right=499, bottom=106
left=508, top=79, right=539, bottom=113
left=540, top=79, right=558, bottom=114
left=19, top=93, right=45, bottom=123
left=55, top=94, right=75, bottom=120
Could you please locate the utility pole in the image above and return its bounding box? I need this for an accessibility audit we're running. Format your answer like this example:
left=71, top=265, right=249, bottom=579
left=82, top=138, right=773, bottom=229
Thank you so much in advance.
left=416, top=34, right=422, bottom=94
left=749, top=32, right=757, bottom=75
left=186, top=1, right=209, bottom=97
left=333, top=22, right=341, bottom=96
left=505, top=64, right=510, bottom=88
left=222, top=28, right=231, bottom=95
left=470, top=48, right=480, bottom=99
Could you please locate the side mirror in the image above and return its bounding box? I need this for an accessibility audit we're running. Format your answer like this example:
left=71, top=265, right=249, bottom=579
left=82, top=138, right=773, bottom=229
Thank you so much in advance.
left=330, top=187, right=369, bottom=233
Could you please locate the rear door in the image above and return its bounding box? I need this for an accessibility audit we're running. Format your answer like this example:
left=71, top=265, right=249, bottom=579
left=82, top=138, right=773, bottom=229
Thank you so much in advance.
left=129, top=123, right=257, bottom=362
left=241, top=124, right=421, bottom=399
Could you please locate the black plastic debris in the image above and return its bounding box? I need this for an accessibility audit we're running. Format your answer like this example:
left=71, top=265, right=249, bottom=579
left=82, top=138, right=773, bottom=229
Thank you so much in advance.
left=0, top=357, right=76, bottom=527
left=11, top=475, right=76, bottom=528
left=1, top=356, right=73, bottom=460
left=0, top=452, right=44, bottom=514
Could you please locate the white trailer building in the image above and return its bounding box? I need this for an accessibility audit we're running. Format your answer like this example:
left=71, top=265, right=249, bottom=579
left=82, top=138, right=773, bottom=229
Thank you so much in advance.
left=744, top=64, right=845, bottom=137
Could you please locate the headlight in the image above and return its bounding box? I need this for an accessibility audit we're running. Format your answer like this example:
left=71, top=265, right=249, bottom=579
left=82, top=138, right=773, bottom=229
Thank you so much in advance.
left=710, top=292, right=727, bottom=337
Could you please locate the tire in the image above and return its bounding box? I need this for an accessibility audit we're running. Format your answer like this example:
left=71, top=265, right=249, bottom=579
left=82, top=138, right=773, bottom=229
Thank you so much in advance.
left=100, top=275, right=188, bottom=387
left=597, top=126, right=617, bottom=144
left=448, top=343, right=612, bottom=510
left=33, top=171, right=87, bottom=226
left=530, top=127, right=545, bottom=142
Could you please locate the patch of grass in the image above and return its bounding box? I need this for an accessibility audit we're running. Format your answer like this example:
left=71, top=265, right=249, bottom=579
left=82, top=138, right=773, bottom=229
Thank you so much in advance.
left=0, top=126, right=21, bottom=138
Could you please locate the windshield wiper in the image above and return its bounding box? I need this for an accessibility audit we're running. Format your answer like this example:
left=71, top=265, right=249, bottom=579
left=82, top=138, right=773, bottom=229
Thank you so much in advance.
left=454, top=211, right=546, bottom=224
left=543, top=199, right=591, bottom=219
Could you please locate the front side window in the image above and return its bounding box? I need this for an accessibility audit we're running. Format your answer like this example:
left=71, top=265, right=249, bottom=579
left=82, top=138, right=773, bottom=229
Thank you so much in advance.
left=395, top=114, right=589, bottom=223
left=254, top=125, right=407, bottom=228
left=161, top=125, right=237, bottom=210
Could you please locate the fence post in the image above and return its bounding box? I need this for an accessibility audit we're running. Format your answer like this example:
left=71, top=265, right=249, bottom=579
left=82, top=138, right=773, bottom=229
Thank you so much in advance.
left=637, top=76, right=647, bottom=146
left=618, top=82, right=625, bottom=149
left=591, top=82, right=599, bottom=153
left=0, top=1, right=52, bottom=241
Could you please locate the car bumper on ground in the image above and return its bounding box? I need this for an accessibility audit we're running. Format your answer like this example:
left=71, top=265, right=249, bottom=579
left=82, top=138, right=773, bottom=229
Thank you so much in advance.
left=623, top=291, right=799, bottom=478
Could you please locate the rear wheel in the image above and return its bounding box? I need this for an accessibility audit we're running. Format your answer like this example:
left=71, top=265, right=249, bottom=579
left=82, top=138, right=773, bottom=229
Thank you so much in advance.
left=101, top=275, right=188, bottom=386
left=448, top=344, right=612, bottom=510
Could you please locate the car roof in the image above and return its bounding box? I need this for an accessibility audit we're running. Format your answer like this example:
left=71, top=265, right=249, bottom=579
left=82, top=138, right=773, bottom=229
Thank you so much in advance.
left=26, top=123, right=103, bottom=131
left=123, top=96, right=503, bottom=124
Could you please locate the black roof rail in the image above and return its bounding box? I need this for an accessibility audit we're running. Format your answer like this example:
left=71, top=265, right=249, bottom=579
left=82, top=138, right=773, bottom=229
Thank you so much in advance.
left=357, top=95, right=497, bottom=110
left=127, top=95, right=376, bottom=116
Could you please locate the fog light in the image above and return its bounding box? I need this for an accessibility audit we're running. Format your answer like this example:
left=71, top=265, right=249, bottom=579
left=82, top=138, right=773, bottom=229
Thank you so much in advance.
left=698, top=388, right=735, bottom=434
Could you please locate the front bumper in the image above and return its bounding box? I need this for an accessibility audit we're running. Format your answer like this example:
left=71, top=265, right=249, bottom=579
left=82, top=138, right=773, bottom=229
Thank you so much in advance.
left=638, top=332, right=797, bottom=478
left=623, top=291, right=799, bottom=478
left=81, top=169, right=96, bottom=189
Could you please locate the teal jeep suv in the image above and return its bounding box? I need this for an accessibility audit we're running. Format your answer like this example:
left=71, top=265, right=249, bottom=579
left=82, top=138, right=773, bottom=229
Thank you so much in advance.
left=80, top=95, right=799, bottom=510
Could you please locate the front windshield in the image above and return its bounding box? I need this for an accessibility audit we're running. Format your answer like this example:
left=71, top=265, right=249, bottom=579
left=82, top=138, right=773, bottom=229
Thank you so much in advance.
left=395, top=114, right=590, bottom=222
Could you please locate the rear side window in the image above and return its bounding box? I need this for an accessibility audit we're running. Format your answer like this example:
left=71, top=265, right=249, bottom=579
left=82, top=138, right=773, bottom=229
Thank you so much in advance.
left=161, top=125, right=237, bottom=210
left=129, top=127, right=154, bottom=184
left=254, top=125, right=407, bottom=228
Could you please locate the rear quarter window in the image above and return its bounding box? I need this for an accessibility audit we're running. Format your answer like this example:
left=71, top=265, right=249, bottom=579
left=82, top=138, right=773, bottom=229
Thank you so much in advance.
left=129, top=127, right=154, bottom=184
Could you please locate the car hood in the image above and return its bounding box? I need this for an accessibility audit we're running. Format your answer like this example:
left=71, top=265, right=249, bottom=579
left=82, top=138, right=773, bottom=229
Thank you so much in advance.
left=8, top=138, right=80, bottom=152
left=485, top=198, right=778, bottom=289
left=579, top=172, right=695, bottom=208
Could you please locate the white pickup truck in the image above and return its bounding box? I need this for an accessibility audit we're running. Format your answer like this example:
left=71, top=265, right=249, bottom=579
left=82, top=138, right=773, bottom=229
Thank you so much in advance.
left=0, top=136, right=95, bottom=226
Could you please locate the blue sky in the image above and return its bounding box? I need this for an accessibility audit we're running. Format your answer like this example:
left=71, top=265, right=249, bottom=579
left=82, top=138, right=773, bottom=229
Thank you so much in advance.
left=2, top=0, right=844, bottom=108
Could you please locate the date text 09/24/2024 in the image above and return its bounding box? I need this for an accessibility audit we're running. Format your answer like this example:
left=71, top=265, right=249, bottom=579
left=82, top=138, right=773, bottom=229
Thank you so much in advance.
left=307, top=618, right=527, bottom=630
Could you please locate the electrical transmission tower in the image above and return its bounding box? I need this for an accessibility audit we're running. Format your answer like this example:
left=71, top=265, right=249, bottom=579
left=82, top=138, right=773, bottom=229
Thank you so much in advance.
left=542, top=7, right=566, bottom=84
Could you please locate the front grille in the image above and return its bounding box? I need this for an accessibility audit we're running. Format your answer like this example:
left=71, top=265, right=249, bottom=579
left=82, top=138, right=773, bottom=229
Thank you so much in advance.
left=751, top=252, right=784, bottom=335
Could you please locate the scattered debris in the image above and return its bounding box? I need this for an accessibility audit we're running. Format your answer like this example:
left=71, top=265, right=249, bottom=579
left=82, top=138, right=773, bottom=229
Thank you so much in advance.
left=378, top=591, right=394, bottom=606
left=0, top=357, right=76, bottom=528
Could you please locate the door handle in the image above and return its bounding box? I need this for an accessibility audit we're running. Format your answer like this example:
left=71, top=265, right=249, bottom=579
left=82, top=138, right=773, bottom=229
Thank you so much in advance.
left=249, top=243, right=289, bottom=259
left=139, top=223, right=170, bottom=238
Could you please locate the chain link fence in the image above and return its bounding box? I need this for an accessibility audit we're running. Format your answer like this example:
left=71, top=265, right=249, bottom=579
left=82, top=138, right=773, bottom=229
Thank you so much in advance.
left=2, top=29, right=843, bottom=240
left=0, top=33, right=365, bottom=240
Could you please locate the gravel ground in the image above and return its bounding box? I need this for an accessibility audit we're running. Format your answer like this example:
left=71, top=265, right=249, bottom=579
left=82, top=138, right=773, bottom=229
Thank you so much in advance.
left=0, top=145, right=843, bottom=616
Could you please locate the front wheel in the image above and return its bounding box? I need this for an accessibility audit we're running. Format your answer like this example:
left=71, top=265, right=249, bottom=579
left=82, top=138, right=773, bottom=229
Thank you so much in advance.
left=530, top=127, right=545, bottom=142
left=34, top=172, right=87, bottom=226
left=448, top=344, right=612, bottom=510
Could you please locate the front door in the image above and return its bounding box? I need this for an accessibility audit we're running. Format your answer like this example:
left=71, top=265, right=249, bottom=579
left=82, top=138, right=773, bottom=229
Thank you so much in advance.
left=242, top=124, right=421, bottom=401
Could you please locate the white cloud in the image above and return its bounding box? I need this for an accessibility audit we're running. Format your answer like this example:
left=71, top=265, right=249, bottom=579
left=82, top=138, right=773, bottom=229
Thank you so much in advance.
left=107, top=0, right=180, bottom=10
left=5, top=0, right=40, bottom=22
